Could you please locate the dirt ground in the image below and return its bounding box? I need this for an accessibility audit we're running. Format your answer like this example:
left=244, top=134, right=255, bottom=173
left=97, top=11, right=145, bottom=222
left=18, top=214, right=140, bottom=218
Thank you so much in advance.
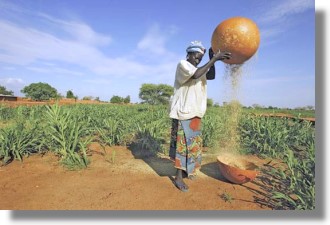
left=0, top=142, right=281, bottom=210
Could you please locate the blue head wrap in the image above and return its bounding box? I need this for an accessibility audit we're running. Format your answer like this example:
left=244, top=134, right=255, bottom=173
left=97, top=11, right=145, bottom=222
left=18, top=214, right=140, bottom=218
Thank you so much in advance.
left=186, top=41, right=205, bottom=54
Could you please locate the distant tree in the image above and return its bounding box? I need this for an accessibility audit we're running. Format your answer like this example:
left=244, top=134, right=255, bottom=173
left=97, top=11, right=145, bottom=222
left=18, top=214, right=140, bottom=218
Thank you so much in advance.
left=306, top=105, right=315, bottom=110
left=66, top=90, right=75, bottom=99
left=294, top=105, right=314, bottom=110
left=109, top=95, right=130, bottom=104
left=82, top=96, right=93, bottom=100
left=207, top=98, right=214, bottom=107
left=124, top=95, right=130, bottom=104
left=95, top=97, right=100, bottom=102
left=0, top=85, right=14, bottom=95
left=110, top=95, right=124, bottom=103
left=252, top=104, right=262, bottom=109
left=21, top=82, right=59, bottom=101
left=139, top=83, right=173, bottom=105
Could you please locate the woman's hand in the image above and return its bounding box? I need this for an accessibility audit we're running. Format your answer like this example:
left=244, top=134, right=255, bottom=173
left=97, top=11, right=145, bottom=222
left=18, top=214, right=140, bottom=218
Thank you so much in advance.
left=213, top=49, right=232, bottom=61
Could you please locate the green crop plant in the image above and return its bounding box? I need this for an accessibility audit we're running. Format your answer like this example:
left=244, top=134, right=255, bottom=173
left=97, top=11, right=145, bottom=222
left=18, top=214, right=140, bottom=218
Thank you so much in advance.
left=0, top=102, right=315, bottom=210
left=220, top=191, right=233, bottom=203
left=240, top=114, right=315, bottom=210
left=95, top=118, right=124, bottom=147
left=102, top=148, right=117, bottom=164
left=270, top=145, right=315, bottom=210
left=0, top=105, right=16, bottom=120
left=133, top=118, right=169, bottom=157
left=45, top=104, right=93, bottom=170
left=0, top=122, right=41, bottom=165
left=239, top=115, right=292, bottom=158
left=202, top=114, right=223, bottom=149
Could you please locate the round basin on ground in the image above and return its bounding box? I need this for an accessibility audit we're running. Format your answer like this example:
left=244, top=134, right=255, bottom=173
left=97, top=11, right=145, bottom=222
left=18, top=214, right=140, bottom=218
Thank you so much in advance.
left=217, top=154, right=259, bottom=184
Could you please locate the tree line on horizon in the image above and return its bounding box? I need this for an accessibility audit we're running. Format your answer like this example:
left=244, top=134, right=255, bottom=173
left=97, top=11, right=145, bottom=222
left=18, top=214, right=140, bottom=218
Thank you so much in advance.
left=0, top=83, right=174, bottom=105
left=0, top=83, right=315, bottom=110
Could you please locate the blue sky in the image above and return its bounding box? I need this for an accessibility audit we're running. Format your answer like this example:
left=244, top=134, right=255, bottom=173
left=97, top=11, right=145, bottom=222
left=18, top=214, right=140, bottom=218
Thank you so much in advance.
left=0, top=0, right=315, bottom=108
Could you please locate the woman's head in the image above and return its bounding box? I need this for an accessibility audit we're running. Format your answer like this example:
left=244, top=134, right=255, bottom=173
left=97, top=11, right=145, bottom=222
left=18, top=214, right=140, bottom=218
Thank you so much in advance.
left=186, top=41, right=206, bottom=66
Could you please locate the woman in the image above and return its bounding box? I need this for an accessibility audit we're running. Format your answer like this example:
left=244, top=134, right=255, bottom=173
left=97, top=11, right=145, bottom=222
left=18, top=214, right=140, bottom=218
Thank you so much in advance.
left=169, top=41, right=231, bottom=192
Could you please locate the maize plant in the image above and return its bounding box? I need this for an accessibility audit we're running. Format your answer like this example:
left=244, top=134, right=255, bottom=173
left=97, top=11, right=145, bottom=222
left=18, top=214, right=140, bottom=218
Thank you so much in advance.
left=0, top=105, right=16, bottom=120
left=239, top=115, right=292, bottom=157
left=45, top=104, right=93, bottom=170
left=269, top=142, right=315, bottom=210
left=0, top=122, right=41, bottom=165
left=133, top=118, right=169, bottom=157
left=0, top=103, right=315, bottom=209
left=239, top=114, right=315, bottom=210
left=95, top=117, right=125, bottom=147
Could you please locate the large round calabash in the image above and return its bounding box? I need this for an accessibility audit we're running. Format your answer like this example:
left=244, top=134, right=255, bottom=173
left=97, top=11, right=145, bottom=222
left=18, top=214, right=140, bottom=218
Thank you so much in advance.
left=211, top=17, right=260, bottom=64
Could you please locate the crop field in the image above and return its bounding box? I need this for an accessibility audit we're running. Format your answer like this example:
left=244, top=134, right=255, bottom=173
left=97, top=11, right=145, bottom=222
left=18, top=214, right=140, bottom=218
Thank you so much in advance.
left=0, top=102, right=315, bottom=210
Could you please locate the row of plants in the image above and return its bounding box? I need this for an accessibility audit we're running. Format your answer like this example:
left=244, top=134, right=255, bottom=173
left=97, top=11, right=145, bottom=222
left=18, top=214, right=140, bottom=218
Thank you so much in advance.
left=239, top=114, right=315, bottom=210
left=0, top=103, right=315, bottom=209
left=0, top=104, right=171, bottom=168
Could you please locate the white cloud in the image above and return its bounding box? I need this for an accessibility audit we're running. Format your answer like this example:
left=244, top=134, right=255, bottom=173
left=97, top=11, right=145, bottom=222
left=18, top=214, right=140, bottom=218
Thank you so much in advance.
left=257, top=0, right=314, bottom=45
left=27, top=66, right=84, bottom=76
left=0, top=18, right=115, bottom=65
left=1, top=66, right=16, bottom=70
left=0, top=1, right=181, bottom=87
left=244, top=73, right=313, bottom=86
left=0, top=0, right=111, bottom=47
left=260, top=27, right=285, bottom=41
left=0, top=17, right=179, bottom=80
left=0, top=19, right=139, bottom=76
left=82, top=78, right=112, bottom=85
left=0, top=77, right=25, bottom=96
left=137, top=24, right=168, bottom=55
left=260, top=0, right=314, bottom=24
left=38, top=13, right=112, bottom=46
left=137, top=23, right=178, bottom=56
left=0, top=77, right=24, bottom=85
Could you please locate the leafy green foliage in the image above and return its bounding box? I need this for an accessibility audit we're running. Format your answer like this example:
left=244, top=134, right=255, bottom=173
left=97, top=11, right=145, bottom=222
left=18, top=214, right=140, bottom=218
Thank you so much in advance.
left=220, top=192, right=233, bottom=203
left=207, top=98, right=214, bottom=107
left=95, top=118, right=124, bottom=147
left=44, top=104, right=93, bottom=170
left=0, top=85, right=14, bottom=95
left=66, top=90, right=76, bottom=99
left=110, top=95, right=130, bottom=104
left=0, top=121, right=42, bottom=165
left=239, top=114, right=315, bottom=209
left=0, top=104, right=315, bottom=209
left=139, top=83, right=173, bottom=105
left=21, top=82, right=59, bottom=101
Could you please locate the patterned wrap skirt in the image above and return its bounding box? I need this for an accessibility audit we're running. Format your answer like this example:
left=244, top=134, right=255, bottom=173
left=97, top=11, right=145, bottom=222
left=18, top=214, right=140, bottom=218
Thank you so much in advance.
left=169, top=117, right=202, bottom=176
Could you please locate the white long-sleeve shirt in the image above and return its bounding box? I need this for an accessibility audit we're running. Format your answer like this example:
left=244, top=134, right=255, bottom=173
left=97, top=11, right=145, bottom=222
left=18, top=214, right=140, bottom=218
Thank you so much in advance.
left=169, top=60, right=207, bottom=120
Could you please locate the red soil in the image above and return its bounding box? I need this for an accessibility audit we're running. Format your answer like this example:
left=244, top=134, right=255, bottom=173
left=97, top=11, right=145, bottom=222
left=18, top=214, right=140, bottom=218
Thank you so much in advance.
left=0, top=143, right=277, bottom=210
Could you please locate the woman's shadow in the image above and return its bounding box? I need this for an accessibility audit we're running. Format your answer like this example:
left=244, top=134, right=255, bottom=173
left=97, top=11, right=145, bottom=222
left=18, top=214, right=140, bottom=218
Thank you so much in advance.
left=127, top=141, right=177, bottom=177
